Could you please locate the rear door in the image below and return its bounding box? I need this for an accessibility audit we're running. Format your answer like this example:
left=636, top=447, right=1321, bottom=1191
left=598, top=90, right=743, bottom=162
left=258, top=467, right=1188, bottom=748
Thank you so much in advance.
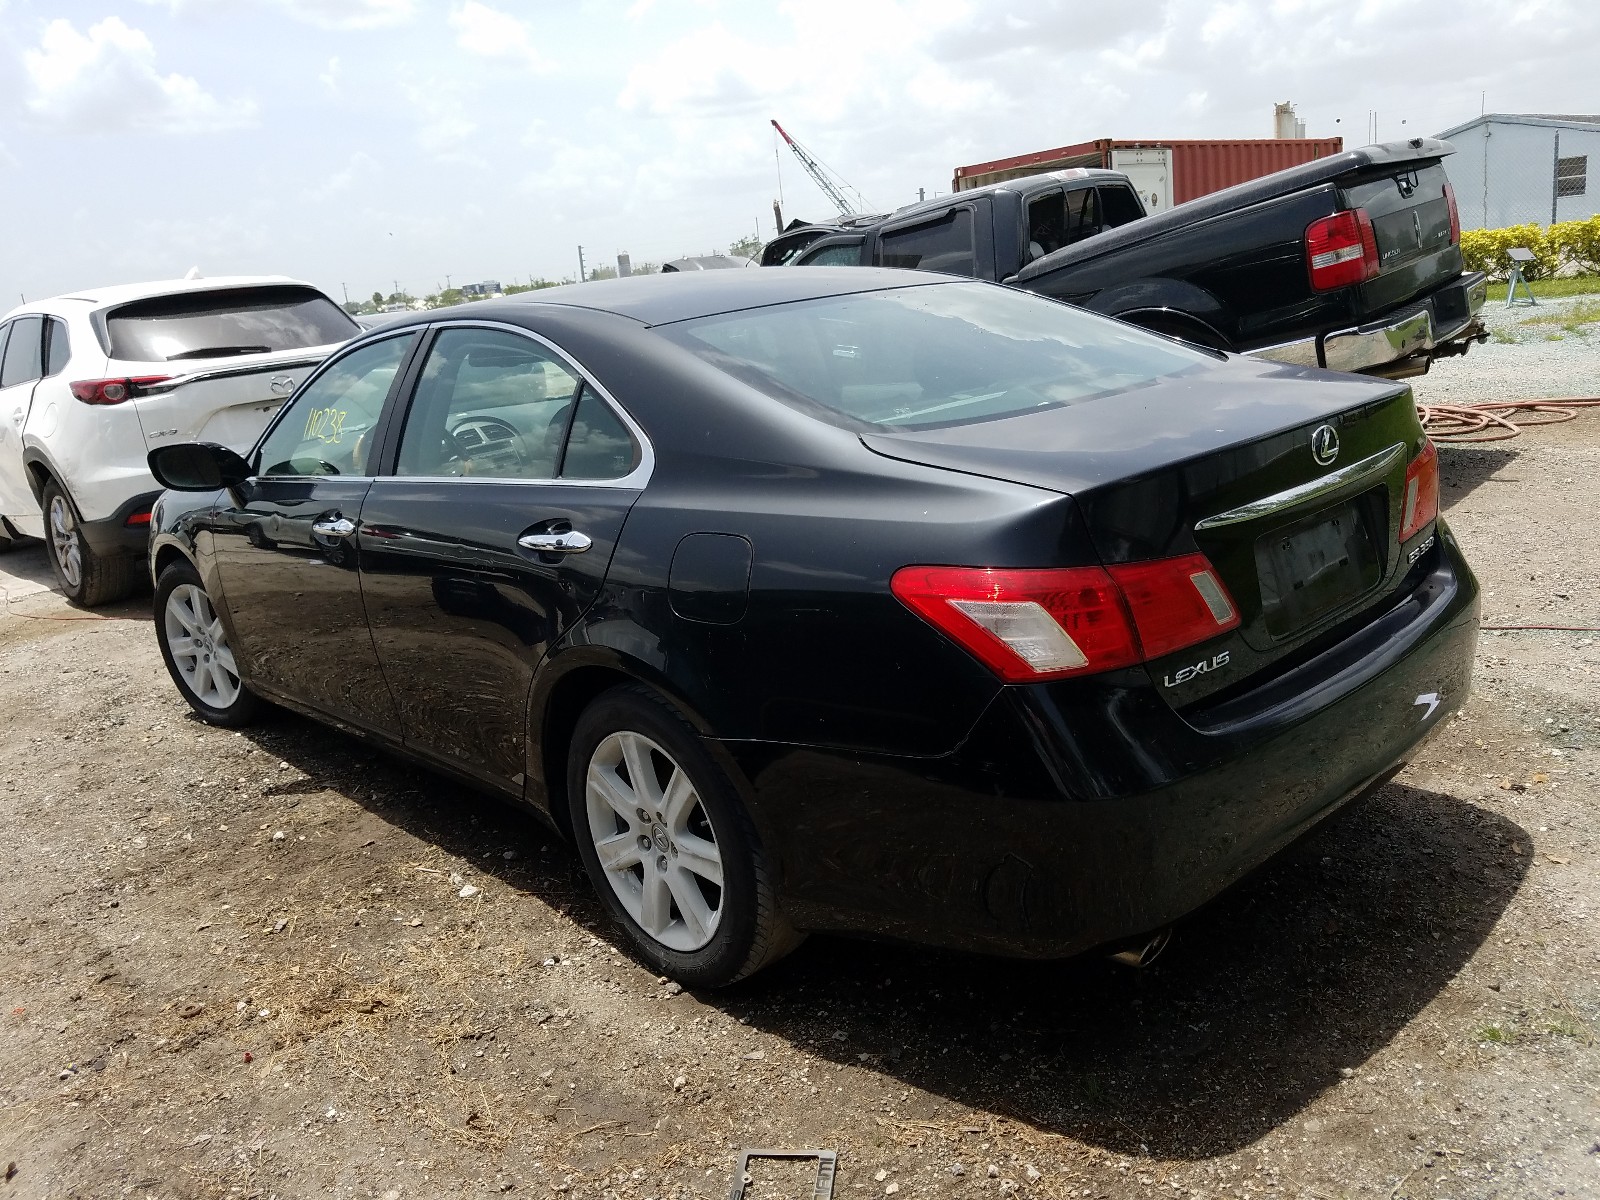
left=357, top=323, right=647, bottom=793
left=0, top=317, right=45, bottom=523
left=206, top=330, right=418, bottom=733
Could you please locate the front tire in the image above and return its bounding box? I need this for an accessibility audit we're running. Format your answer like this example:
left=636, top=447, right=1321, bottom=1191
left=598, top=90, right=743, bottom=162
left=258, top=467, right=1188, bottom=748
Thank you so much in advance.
left=567, top=685, right=803, bottom=987
left=41, top=480, right=135, bottom=607
left=155, top=560, right=261, bottom=727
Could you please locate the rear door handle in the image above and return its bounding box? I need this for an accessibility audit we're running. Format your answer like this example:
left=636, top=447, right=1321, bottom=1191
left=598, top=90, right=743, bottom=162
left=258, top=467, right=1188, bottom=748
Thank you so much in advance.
left=311, top=516, right=357, bottom=538
left=517, top=529, right=591, bottom=554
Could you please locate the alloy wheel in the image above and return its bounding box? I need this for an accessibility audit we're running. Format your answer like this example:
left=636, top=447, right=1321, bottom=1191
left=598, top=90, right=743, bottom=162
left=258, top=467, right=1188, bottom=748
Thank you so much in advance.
left=48, top=494, right=83, bottom=591
left=584, top=730, right=725, bottom=952
left=164, top=583, right=242, bottom=709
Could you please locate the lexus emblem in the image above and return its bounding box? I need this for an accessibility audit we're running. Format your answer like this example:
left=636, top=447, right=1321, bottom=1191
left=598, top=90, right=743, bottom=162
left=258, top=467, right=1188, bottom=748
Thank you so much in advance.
left=1310, top=424, right=1340, bottom=466
left=269, top=376, right=296, bottom=395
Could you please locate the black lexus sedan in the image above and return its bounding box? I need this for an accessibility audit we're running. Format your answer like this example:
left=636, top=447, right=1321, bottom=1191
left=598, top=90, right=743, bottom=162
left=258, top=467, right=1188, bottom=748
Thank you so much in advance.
left=145, top=268, right=1478, bottom=986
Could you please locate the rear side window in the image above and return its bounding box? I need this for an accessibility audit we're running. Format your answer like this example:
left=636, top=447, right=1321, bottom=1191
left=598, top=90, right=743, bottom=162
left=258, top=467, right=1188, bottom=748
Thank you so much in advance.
left=559, top=387, right=640, bottom=480
left=0, top=316, right=44, bottom=388
left=660, top=281, right=1208, bottom=431
left=875, top=209, right=976, bottom=276
left=105, top=285, right=358, bottom=363
left=258, top=333, right=415, bottom=477
left=1099, top=185, right=1144, bottom=227
left=44, top=318, right=70, bottom=377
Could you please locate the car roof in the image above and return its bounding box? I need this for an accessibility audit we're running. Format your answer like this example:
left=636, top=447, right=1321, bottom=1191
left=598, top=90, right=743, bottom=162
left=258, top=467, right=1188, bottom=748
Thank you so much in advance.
left=3, top=275, right=325, bottom=321
left=377, top=267, right=958, bottom=329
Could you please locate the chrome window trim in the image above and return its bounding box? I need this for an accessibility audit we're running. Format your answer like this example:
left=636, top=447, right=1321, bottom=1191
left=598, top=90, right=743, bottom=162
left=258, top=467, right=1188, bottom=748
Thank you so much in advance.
left=378, top=318, right=655, bottom=490
left=1194, top=442, right=1404, bottom=531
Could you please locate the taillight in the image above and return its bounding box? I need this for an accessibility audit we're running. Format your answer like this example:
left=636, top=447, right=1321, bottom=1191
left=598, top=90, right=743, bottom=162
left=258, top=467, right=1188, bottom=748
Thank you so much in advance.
left=1106, top=554, right=1241, bottom=660
left=1398, top=439, right=1439, bottom=543
left=1305, top=209, right=1379, bottom=292
left=124, top=509, right=152, bottom=528
left=69, top=376, right=171, bottom=405
left=1442, top=181, right=1461, bottom=245
left=890, top=556, right=1239, bottom=683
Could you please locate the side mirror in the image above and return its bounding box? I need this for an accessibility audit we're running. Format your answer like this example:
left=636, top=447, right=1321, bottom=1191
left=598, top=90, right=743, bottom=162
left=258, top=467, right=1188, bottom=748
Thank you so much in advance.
left=148, top=442, right=253, bottom=491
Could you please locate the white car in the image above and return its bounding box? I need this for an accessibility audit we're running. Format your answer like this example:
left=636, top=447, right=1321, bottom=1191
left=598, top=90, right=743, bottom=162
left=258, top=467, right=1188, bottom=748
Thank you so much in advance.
left=0, top=276, right=357, bottom=605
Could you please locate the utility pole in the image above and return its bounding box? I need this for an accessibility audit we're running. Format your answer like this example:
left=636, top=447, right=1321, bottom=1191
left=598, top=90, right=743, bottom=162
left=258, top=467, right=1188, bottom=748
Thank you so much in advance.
left=577, top=245, right=587, bottom=283
left=393, top=279, right=400, bottom=299
left=445, top=274, right=452, bottom=290
left=341, top=282, right=349, bottom=304
left=918, top=188, right=925, bottom=201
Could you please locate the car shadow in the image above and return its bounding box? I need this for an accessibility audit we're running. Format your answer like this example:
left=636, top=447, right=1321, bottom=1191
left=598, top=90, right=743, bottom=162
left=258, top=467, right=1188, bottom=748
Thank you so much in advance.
left=1439, top=444, right=1520, bottom=511
left=231, top=713, right=1529, bottom=1159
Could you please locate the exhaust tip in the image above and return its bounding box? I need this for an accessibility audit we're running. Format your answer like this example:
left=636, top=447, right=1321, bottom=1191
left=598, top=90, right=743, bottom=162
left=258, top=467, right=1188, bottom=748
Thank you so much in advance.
left=1108, top=928, right=1173, bottom=969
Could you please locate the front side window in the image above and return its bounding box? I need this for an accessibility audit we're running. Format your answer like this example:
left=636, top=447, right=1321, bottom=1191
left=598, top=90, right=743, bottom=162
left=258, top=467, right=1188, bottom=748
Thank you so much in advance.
left=0, top=316, right=44, bottom=389
left=875, top=209, right=976, bottom=276
left=1026, top=191, right=1065, bottom=260
left=105, top=285, right=358, bottom=363
left=397, top=328, right=581, bottom=479
left=257, top=333, right=415, bottom=477
left=659, top=281, right=1209, bottom=431
left=797, top=240, right=865, bottom=266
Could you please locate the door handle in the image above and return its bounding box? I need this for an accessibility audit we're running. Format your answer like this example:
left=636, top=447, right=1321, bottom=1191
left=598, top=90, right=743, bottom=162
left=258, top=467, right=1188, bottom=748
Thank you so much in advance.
left=517, top=529, right=592, bottom=554
left=311, top=516, right=357, bottom=538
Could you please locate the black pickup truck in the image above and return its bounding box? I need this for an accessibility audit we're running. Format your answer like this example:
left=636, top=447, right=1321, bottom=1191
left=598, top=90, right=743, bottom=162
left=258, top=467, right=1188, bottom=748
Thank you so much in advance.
left=762, top=139, right=1487, bottom=379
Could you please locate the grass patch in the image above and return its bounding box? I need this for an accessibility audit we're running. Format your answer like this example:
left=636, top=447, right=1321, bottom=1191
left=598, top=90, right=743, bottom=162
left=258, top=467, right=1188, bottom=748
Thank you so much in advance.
left=1516, top=297, right=1600, bottom=336
left=1474, top=1022, right=1518, bottom=1044
left=1487, top=274, right=1600, bottom=301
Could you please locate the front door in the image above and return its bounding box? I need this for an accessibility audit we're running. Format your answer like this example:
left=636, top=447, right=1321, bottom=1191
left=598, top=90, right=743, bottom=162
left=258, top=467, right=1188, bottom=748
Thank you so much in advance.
left=0, top=317, right=45, bottom=528
left=357, top=325, right=646, bottom=792
left=207, top=331, right=419, bottom=734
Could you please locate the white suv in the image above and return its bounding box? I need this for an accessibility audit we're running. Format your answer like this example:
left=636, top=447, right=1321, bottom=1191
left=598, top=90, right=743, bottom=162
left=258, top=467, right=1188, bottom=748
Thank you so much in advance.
left=0, top=276, right=357, bottom=605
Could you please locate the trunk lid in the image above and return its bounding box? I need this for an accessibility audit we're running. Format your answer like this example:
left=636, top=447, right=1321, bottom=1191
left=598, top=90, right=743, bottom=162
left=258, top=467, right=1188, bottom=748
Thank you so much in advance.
left=861, top=358, right=1430, bottom=706
left=126, top=346, right=338, bottom=456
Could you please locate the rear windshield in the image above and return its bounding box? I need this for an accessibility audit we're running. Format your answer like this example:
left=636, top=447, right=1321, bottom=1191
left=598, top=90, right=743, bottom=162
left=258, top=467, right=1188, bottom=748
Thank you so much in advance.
left=105, top=285, right=358, bottom=362
left=657, top=282, right=1210, bottom=430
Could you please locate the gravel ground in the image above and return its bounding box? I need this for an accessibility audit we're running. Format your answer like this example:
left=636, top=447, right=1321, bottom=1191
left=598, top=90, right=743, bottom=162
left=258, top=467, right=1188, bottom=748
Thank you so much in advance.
left=1410, top=294, right=1600, bottom=406
left=0, top=384, right=1597, bottom=1199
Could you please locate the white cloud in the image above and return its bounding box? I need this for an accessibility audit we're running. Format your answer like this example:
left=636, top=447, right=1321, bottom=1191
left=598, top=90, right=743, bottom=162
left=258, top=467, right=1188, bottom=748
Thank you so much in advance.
left=450, top=2, right=549, bottom=70
left=23, top=17, right=256, bottom=134
left=404, top=81, right=482, bottom=162
left=319, top=56, right=341, bottom=93
left=307, top=150, right=379, bottom=201
left=138, top=0, right=416, bottom=29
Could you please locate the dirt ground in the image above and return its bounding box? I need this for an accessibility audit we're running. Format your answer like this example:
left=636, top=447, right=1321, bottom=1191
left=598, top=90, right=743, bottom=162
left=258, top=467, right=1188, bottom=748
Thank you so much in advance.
left=1, top=415, right=1598, bottom=1200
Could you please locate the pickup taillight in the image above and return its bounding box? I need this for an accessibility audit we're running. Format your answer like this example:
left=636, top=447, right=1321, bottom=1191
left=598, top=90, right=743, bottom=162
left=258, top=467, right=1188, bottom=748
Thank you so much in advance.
left=1443, top=181, right=1461, bottom=245
left=1305, top=209, right=1379, bottom=292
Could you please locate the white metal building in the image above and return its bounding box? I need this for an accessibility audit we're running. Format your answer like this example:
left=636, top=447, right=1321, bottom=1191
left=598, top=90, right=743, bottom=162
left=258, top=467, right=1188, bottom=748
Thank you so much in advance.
left=1437, top=113, right=1599, bottom=230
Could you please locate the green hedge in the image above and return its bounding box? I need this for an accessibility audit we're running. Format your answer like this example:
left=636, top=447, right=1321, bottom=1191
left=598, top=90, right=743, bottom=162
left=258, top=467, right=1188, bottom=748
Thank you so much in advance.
left=1461, top=215, right=1600, bottom=279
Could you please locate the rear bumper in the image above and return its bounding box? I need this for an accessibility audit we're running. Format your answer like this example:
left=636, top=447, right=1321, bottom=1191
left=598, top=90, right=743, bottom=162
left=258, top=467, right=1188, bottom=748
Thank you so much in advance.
left=1252, top=272, right=1488, bottom=376
left=78, top=490, right=160, bottom=557
left=726, top=526, right=1480, bottom=958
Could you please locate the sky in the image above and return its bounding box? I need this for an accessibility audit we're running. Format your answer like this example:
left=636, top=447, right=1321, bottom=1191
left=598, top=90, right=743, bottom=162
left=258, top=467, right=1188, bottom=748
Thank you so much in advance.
left=0, top=0, right=1595, bottom=303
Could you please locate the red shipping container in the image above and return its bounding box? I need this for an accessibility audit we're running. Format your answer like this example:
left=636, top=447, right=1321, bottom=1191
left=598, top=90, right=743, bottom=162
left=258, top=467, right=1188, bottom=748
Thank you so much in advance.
left=952, top=137, right=1344, bottom=208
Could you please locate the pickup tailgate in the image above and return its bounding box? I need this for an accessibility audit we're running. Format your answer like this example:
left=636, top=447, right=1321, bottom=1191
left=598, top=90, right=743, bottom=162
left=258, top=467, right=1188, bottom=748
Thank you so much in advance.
left=127, top=348, right=335, bottom=456
left=1341, top=159, right=1461, bottom=319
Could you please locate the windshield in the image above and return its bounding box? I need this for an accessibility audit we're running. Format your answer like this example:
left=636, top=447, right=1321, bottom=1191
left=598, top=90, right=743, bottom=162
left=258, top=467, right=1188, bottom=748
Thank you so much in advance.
left=105, top=285, right=358, bottom=362
left=656, top=282, right=1212, bottom=431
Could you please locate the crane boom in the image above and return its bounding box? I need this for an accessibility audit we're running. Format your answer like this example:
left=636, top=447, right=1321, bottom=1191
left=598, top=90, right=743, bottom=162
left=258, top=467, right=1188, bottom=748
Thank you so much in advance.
left=771, top=119, right=856, bottom=217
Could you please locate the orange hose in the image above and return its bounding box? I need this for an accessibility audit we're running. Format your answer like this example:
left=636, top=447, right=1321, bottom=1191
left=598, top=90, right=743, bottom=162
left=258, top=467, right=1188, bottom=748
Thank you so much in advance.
left=1420, top=396, right=1600, bottom=443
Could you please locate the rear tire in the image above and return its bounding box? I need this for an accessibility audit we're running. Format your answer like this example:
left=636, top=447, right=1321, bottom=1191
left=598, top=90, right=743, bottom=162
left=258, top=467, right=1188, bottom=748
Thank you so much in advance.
left=41, top=481, right=135, bottom=607
left=1126, top=314, right=1233, bottom=354
left=155, top=559, right=261, bottom=727
left=566, top=685, right=804, bottom=987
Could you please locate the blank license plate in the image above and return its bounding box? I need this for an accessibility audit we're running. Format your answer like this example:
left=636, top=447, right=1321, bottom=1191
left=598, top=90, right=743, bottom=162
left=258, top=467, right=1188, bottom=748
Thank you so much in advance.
left=1255, top=500, right=1381, bottom=637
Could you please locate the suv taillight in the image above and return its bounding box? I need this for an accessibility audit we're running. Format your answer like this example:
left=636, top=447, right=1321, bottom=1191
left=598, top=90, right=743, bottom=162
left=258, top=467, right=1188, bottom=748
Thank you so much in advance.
left=1305, top=209, right=1379, bottom=291
left=1399, top=439, right=1439, bottom=543
left=890, top=556, right=1239, bottom=683
left=1442, top=181, right=1461, bottom=245
left=69, top=376, right=171, bottom=405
